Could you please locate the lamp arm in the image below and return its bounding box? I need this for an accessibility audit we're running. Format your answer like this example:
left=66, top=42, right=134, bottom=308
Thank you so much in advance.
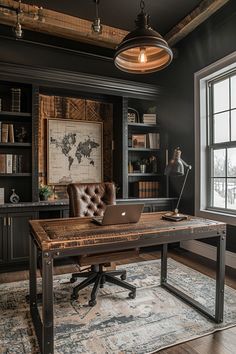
left=180, top=158, right=192, bottom=170
left=174, top=165, right=191, bottom=213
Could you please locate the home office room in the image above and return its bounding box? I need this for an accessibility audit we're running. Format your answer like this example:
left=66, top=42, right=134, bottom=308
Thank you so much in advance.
left=0, top=1, right=236, bottom=353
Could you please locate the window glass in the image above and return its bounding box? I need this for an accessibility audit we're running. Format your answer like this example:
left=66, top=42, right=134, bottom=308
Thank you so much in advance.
left=227, top=178, right=236, bottom=210
left=213, top=149, right=225, bottom=177
left=213, top=79, right=229, bottom=113
left=227, top=148, right=236, bottom=177
left=213, top=112, right=230, bottom=143
left=231, top=75, right=236, bottom=109
left=212, top=178, right=225, bottom=208
left=231, top=110, right=236, bottom=141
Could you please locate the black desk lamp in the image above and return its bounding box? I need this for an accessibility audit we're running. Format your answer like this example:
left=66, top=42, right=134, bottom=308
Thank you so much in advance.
left=163, top=147, right=192, bottom=221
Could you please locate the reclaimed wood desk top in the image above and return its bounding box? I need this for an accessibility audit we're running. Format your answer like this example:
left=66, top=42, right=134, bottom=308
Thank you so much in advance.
left=29, top=212, right=226, bottom=253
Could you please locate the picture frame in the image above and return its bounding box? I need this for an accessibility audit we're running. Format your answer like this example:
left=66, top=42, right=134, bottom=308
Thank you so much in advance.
left=128, top=108, right=140, bottom=123
left=47, top=119, right=103, bottom=185
left=132, top=134, right=146, bottom=148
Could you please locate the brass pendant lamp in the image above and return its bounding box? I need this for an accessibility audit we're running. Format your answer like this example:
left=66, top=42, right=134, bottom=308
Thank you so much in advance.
left=114, top=0, right=173, bottom=74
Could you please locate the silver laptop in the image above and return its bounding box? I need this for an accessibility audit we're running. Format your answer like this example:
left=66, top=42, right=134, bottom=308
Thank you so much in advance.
left=92, top=203, right=144, bottom=226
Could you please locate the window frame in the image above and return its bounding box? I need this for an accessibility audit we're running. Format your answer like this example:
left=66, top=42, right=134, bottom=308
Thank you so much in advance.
left=195, top=51, right=236, bottom=226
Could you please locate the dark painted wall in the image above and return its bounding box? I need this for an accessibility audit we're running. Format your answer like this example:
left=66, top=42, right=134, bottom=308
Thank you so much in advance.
left=1, top=1, right=236, bottom=251
left=154, top=0, right=236, bottom=251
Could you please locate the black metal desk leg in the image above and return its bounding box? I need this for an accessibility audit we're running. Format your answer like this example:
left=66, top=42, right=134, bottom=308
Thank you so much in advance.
left=42, top=252, right=54, bottom=354
left=215, top=233, right=226, bottom=323
left=29, top=235, right=38, bottom=309
left=161, top=244, right=168, bottom=285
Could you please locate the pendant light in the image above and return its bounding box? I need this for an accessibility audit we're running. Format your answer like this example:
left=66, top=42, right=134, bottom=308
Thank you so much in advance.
left=114, top=0, right=173, bottom=74
left=91, top=0, right=102, bottom=34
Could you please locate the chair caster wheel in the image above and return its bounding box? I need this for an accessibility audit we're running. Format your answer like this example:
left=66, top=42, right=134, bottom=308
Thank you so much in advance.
left=129, top=291, right=136, bottom=299
left=121, top=274, right=126, bottom=280
left=70, top=277, right=76, bottom=283
left=89, top=299, right=97, bottom=307
left=71, top=293, right=78, bottom=300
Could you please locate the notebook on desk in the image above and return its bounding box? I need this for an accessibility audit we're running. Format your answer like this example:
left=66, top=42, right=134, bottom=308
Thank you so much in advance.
left=92, top=203, right=144, bottom=226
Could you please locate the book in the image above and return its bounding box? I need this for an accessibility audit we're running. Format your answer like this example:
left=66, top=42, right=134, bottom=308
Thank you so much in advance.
left=6, top=154, right=12, bottom=173
left=12, top=154, right=17, bottom=173
left=0, top=154, right=6, bottom=173
left=0, top=188, right=4, bottom=204
left=143, top=114, right=157, bottom=124
left=1, top=124, right=8, bottom=143
left=11, top=88, right=21, bottom=112
left=9, top=124, right=14, bottom=143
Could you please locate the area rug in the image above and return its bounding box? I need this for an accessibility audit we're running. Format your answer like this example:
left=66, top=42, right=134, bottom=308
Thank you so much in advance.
left=1, top=259, right=236, bottom=354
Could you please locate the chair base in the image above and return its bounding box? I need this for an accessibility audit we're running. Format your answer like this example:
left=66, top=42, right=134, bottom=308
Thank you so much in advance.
left=70, top=265, right=136, bottom=306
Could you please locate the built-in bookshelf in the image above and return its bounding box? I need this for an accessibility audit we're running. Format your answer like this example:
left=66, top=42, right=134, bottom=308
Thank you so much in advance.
left=123, top=97, right=167, bottom=199
left=0, top=81, right=32, bottom=203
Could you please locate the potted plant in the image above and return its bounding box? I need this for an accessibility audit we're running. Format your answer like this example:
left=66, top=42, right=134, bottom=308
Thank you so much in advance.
left=39, top=184, right=53, bottom=201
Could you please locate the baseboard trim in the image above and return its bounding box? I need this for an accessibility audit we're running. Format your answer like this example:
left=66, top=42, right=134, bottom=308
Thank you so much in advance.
left=180, top=240, right=236, bottom=269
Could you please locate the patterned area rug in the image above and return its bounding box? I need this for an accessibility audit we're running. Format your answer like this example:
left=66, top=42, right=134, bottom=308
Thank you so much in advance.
left=1, top=258, right=236, bottom=354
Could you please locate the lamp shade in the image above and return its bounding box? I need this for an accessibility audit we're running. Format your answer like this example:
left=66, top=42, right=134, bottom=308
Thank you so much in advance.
left=165, top=148, right=185, bottom=177
left=114, top=10, right=173, bottom=74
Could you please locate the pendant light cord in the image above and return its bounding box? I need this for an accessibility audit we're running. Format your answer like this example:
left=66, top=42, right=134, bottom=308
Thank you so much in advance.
left=140, top=0, right=145, bottom=12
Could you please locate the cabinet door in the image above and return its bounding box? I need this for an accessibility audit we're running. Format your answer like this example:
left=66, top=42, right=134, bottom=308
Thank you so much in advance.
left=8, top=212, right=37, bottom=263
left=0, top=215, right=7, bottom=264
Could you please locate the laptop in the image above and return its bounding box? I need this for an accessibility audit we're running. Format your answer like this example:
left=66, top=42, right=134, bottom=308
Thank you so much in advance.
left=92, top=203, right=144, bottom=226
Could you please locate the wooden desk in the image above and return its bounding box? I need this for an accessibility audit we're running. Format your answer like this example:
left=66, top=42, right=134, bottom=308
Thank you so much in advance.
left=29, top=212, right=226, bottom=354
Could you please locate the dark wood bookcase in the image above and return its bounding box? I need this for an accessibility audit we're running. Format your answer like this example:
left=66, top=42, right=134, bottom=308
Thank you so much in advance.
left=0, top=62, right=176, bottom=271
left=0, top=81, right=33, bottom=203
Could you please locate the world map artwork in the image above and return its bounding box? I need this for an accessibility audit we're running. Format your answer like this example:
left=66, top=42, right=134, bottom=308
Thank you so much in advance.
left=47, top=120, right=102, bottom=184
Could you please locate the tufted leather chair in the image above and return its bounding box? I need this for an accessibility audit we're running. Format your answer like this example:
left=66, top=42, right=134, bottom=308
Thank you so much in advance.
left=67, top=182, right=137, bottom=306
left=67, top=182, right=116, bottom=218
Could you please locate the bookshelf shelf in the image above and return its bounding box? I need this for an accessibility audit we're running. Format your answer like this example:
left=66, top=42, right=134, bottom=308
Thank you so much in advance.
left=0, top=143, right=31, bottom=147
left=128, top=148, right=160, bottom=152
left=0, top=173, right=32, bottom=177
left=128, top=123, right=159, bottom=129
left=128, top=173, right=161, bottom=177
left=0, top=111, right=31, bottom=117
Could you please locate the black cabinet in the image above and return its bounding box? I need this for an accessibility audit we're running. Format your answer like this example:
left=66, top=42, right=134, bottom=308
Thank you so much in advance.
left=0, top=211, right=37, bottom=266
left=0, top=215, right=7, bottom=264
left=7, top=212, right=37, bottom=263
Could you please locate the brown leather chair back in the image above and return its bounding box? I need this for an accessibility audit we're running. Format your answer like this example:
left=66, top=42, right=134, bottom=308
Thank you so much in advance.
left=67, top=182, right=116, bottom=217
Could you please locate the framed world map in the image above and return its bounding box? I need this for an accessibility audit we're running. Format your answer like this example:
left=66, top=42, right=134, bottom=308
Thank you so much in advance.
left=47, top=119, right=103, bottom=185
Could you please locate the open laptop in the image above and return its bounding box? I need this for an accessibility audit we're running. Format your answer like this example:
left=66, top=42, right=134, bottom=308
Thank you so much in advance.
left=92, top=203, right=144, bottom=226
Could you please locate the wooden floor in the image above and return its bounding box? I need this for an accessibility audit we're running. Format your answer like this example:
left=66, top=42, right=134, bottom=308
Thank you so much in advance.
left=1, top=248, right=236, bottom=354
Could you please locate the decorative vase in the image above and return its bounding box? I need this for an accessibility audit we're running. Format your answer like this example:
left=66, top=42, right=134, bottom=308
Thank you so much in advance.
left=39, top=194, right=48, bottom=201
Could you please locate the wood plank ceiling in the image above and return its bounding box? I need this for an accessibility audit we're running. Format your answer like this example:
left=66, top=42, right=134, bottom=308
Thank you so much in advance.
left=0, top=0, right=230, bottom=50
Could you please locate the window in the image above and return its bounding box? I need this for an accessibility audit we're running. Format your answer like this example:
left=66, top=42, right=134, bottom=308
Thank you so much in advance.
left=208, top=73, right=236, bottom=213
left=195, top=51, right=236, bottom=225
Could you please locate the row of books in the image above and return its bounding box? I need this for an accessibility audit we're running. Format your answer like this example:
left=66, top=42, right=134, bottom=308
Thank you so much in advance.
left=0, top=154, right=23, bottom=173
left=143, top=114, right=157, bottom=124
left=146, top=133, right=160, bottom=149
left=0, top=123, right=14, bottom=143
left=11, top=88, right=21, bottom=112
left=133, top=181, right=159, bottom=198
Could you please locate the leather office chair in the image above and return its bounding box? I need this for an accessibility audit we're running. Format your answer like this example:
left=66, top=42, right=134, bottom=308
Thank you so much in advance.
left=67, top=182, right=137, bottom=306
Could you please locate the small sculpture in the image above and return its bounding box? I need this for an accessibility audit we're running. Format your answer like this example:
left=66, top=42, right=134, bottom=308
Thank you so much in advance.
left=10, top=189, right=20, bottom=203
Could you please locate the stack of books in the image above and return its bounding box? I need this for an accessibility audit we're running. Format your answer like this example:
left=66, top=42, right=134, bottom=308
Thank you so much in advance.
left=143, top=114, right=157, bottom=125
left=0, top=123, right=14, bottom=143
left=133, top=181, right=159, bottom=198
left=11, top=88, right=21, bottom=112
left=0, top=154, right=23, bottom=173
left=146, top=133, right=160, bottom=149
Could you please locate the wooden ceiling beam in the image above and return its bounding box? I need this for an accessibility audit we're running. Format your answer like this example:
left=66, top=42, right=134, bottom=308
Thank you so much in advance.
left=0, top=0, right=128, bottom=49
left=0, top=0, right=231, bottom=50
left=165, top=0, right=230, bottom=46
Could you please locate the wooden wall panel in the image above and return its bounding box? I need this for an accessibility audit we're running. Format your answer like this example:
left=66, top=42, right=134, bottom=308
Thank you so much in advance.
left=39, top=94, right=113, bottom=198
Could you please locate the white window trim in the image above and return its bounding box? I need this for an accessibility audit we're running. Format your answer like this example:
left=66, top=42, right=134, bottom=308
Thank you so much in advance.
left=195, top=51, right=236, bottom=226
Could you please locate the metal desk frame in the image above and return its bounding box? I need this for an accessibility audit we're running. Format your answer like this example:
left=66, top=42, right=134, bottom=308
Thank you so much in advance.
left=29, top=216, right=226, bottom=354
